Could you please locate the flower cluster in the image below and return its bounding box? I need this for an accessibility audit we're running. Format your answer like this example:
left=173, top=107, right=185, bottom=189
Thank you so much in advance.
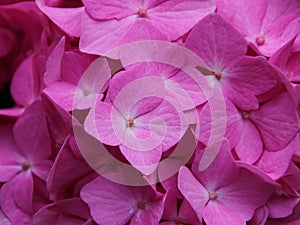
left=0, top=0, right=300, bottom=225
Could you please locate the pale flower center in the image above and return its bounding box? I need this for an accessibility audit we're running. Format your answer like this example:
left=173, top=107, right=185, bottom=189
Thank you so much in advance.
left=209, top=191, right=218, bottom=200
left=255, top=34, right=265, bottom=45
left=21, top=160, right=31, bottom=171
left=137, top=7, right=147, bottom=18
left=126, top=118, right=135, bottom=128
left=212, top=71, right=222, bottom=80
left=83, top=89, right=92, bottom=96
left=241, top=111, right=250, bottom=119
left=136, top=201, right=146, bottom=210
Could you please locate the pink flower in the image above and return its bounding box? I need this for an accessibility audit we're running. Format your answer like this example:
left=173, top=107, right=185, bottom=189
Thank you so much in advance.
left=185, top=14, right=277, bottom=111
left=178, top=141, right=276, bottom=225
left=37, top=0, right=216, bottom=54
left=215, top=0, right=300, bottom=57
left=270, top=34, right=300, bottom=83
left=1, top=1, right=300, bottom=224
left=0, top=182, right=32, bottom=225
left=81, top=175, right=164, bottom=225
left=85, top=68, right=187, bottom=174
left=199, top=90, right=299, bottom=165
left=0, top=101, right=52, bottom=218
left=43, top=37, right=111, bottom=111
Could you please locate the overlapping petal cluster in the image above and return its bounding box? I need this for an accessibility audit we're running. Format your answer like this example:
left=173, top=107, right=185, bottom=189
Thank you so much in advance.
left=0, top=1, right=299, bottom=225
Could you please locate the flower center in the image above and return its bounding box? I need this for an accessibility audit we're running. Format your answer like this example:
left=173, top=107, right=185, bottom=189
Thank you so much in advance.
left=255, top=34, right=265, bottom=45
left=137, top=7, right=147, bottom=18
left=83, top=89, right=91, bottom=96
left=126, top=118, right=135, bottom=128
left=21, top=160, right=31, bottom=171
left=209, top=191, right=218, bottom=200
left=136, top=201, right=146, bottom=210
left=212, top=71, right=222, bottom=80
left=241, top=111, right=250, bottom=119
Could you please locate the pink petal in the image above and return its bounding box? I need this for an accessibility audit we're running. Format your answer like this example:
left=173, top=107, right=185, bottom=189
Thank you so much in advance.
left=256, top=137, right=297, bottom=180
left=79, top=12, right=167, bottom=55
left=120, top=144, right=162, bottom=175
left=47, top=136, right=92, bottom=199
left=269, top=36, right=297, bottom=73
left=61, top=51, right=92, bottom=85
left=83, top=106, right=98, bottom=140
left=135, top=99, right=187, bottom=152
left=178, top=167, right=209, bottom=222
left=215, top=0, right=267, bottom=37
left=203, top=202, right=244, bottom=225
left=81, top=176, right=136, bottom=225
left=13, top=102, right=52, bottom=161
left=267, top=195, right=299, bottom=219
left=0, top=107, right=24, bottom=118
left=88, top=101, right=122, bottom=146
left=198, top=99, right=243, bottom=149
left=218, top=169, right=274, bottom=221
left=149, top=0, right=216, bottom=40
left=43, top=82, right=77, bottom=111
left=222, top=56, right=277, bottom=110
left=235, top=120, right=263, bottom=164
left=248, top=206, right=269, bottom=225
left=251, top=92, right=299, bottom=151
left=108, top=65, right=165, bottom=114
left=44, top=36, right=65, bottom=86
left=75, top=58, right=111, bottom=110
left=41, top=93, right=72, bottom=153
left=0, top=121, right=23, bottom=182
left=10, top=55, right=39, bottom=106
left=31, top=160, right=53, bottom=181
left=165, top=69, right=208, bottom=111
left=0, top=165, right=20, bottom=183
left=286, top=53, right=300, bottom=82
left=185, top=14, right=247, bottom=68
left=192, top=140, right=239, bottom=190
left=36, top=0, right=83, bottom=37
left=82, top=0, right=135, bottom=20
left=0, top=182, right=31, bottom=225
left=130, top=96, right=164, bottom=120
left=12, top=172, right=34, bottom=215
left=130, top=195, right=164, bottom=225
